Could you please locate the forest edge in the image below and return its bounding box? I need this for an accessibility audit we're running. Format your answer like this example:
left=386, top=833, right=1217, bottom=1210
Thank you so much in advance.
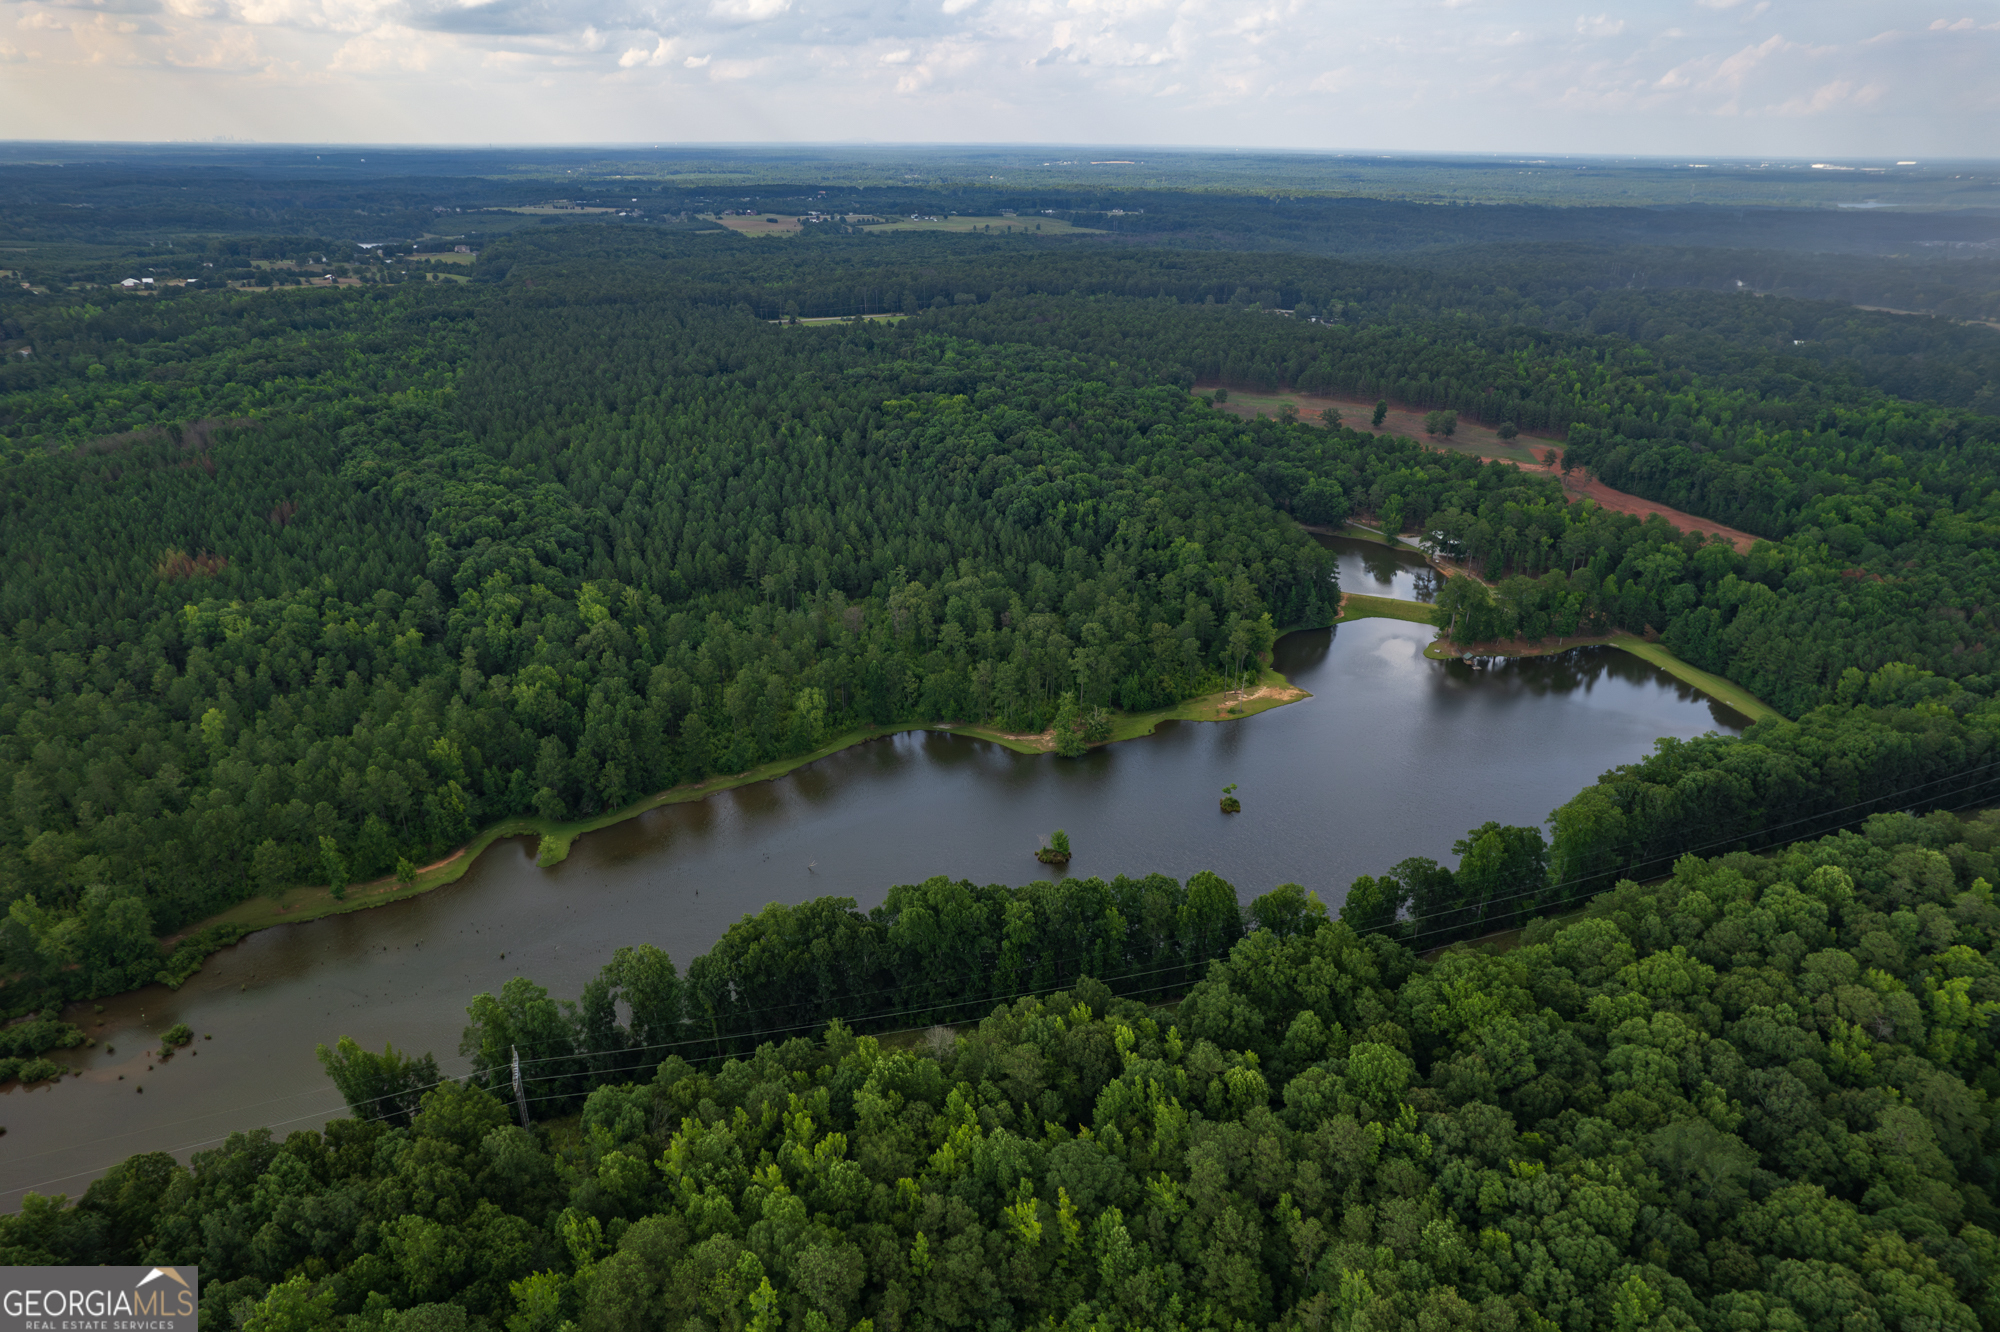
left=155, top=662, right=1311, bottom=952
left=1323, top=521, right=1783, bottom=724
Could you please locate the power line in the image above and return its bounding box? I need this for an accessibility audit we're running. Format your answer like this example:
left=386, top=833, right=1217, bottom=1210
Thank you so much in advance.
left=0, top=965, right=1208, bottom=1203
left=1383, top=757, right=2000, bottom=949
left=9, top=763, right=1991, bottom=1202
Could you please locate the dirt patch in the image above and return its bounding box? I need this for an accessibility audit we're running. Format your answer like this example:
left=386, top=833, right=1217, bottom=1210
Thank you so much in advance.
left=1189, top=683, right=1308, bottom=719
left=155, top=549, right=228, bottom=582
left=418, top=850, right=465, bottom=875
left=1195, top=385, right=1762, bottom=554
left=1495, top=452, right=1762, bottom=553
left=1197, top=383, right=1546, bottom=466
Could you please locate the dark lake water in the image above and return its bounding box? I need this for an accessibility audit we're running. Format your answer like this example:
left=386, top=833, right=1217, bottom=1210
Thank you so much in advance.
left=0, top=617, right=1745, bottom=1204
left=1318, top=533, right=1438, bottom=601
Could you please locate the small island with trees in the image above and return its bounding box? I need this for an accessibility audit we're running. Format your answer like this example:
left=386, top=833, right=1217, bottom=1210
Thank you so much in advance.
left=1034, top=829, right=1072, bottom=865
left=1220, top=783, right=1241, bottom=813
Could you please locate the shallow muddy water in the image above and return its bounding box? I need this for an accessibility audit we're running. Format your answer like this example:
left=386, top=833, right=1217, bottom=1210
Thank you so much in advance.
left=1, top=618, right=1744, bottom=1203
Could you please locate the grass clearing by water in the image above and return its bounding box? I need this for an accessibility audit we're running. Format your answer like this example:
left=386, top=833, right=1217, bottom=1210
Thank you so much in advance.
left=1337, top=593, right=1438, bottom=627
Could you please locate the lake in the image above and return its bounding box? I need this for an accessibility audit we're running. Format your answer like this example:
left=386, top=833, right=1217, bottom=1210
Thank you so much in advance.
left=0, top=612, right=1745, bottom=1203
left=1317, top=532, right=1439, bottom=602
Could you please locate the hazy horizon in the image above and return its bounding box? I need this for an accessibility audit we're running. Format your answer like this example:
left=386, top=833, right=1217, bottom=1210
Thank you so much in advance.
left=4, top=1, right=1993, bottom=157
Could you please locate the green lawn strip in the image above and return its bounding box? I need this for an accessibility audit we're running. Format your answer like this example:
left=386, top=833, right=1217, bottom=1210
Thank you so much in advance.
left=1337, top=593, right=1438, bottom=627
left=1416, top=623, right=1780, bottom=721
left=1608, top=634, right=1783, bottom=723
left=166, top=677, right=1309, bottom=946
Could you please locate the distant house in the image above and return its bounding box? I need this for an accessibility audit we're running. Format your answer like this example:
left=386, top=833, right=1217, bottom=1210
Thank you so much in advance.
left=454, top=245, right=473, bottom=254
left=121, top=278, right=140, bottom=287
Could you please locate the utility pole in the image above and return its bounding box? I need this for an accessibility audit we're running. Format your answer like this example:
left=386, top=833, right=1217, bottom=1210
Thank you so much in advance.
left=511, top=1044, right=529, bottom=1128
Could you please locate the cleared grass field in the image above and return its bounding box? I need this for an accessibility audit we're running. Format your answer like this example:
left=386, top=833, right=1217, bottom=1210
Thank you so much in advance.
left=787, top=313, right=909, bottom=325
left=1337, top=593, right=1439, bottom=627
left=1201, top=385, right=1549, bottom=467
left=863, top=215, right=1098, bottom=236
left=713, top=214, right=803, bottom=235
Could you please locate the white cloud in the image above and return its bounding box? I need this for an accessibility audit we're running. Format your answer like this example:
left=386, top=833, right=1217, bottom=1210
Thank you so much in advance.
left=1771, top=77, right=1883, bottom=115
left=331, top=23, right=430, bottom=68
left=619, top=34, right=674, bottom=65
left=0, top=0, right=1992, bottom=154
left=708, top=0, right=786, bottom=22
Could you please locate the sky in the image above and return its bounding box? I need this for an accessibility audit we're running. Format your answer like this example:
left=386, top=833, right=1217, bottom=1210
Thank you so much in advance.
left=3, top=0, right=1997, bottom=156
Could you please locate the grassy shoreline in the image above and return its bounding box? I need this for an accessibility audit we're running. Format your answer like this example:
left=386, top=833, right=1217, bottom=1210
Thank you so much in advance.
left=1319, top=529, right=1781, bottom=723
left=1419, top=625, right=1781, bottom=721
left=1335, top=592, right=1440, bottom=627
left=165, top=669, right=1311, bottom=945
left=1333, top=585, right=1780, bottom=723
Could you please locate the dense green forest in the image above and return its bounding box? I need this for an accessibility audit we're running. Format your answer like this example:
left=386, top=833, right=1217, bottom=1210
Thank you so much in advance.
left=6, top=807, right=2000, bottom=1332
left=4, top=231, right=2000, bottom=1038
left=6, top=149, right=2000, bottom=1332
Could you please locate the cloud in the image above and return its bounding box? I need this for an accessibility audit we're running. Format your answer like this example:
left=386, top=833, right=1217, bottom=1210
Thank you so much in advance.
left=330, top=22, right=430, bottom=66
left=1771, top=77, right=1883, bottom=115
left=707, top=0, right=785, bottom=21
left=2, top=0, right=1993, bottom=154
left=42, top=0, right=164, bottom=13
left=1709, top=32, right=1789, bottom=84
left=617, top=33, right=666, bottom=63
